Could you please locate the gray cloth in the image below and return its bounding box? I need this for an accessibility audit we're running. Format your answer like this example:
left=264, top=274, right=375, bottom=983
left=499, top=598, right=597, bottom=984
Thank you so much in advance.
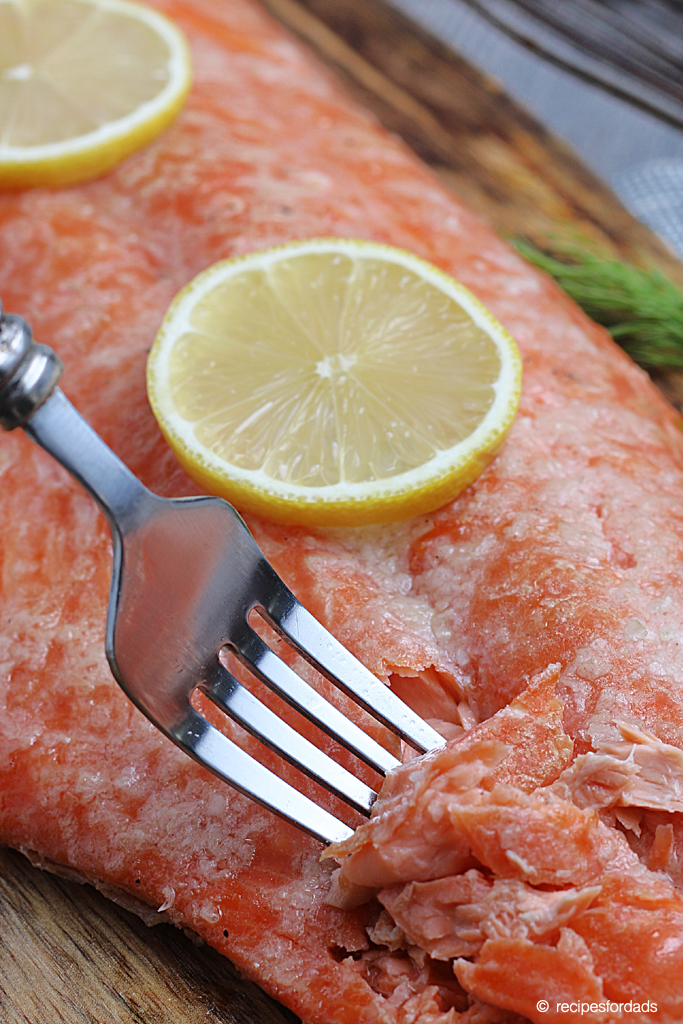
left=618, top=160, right=683, bottom=259
left=388, top=0, right=683, bottom=256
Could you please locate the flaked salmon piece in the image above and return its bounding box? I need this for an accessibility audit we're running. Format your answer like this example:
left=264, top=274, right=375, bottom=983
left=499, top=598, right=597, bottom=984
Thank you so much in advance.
left=330, top=681, right=683, bottom=1021
left=324, top=669, right=575, bottom=892
left=454, top=931, right=608, bottom=1023
left=330, top=779, right=638, bottom=902
left=445, top=788, right=640, bottom=888
left=4, top=0, right=683, bottom=1020
left=548, top=752, right=640, bottom=810
left=598, top=723, right=683, bottom=812
left=647, top=822, right=675, bottom=872
left=568, top=875, right=683, bottom=1017
left=375, top=873, right=601, bottom=959
left=325, top=737, right=508, bottom=894
left=344, top=946, right=523, bottom=1023
left=553, top=720, right=683, bottom=818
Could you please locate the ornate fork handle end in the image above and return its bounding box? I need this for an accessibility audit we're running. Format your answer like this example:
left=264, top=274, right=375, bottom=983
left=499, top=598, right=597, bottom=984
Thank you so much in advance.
left=0, top=302, right=63, bottom=430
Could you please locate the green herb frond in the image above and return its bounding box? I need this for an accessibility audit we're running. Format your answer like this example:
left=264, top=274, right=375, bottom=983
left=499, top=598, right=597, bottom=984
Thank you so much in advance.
left=513, top=238, right=683, bottom=370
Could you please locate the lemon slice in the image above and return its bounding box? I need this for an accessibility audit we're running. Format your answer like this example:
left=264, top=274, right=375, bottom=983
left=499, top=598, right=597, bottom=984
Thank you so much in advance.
left=147, top=238, right=522, bottom=526
left=0, top=0, right=191, bottom=188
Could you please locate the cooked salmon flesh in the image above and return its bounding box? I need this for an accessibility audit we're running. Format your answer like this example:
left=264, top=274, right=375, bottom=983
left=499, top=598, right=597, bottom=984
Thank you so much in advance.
left=2, top=1, right=683, bottom=1021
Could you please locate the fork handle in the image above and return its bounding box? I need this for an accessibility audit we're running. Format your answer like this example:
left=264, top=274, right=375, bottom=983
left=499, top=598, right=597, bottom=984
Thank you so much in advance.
left=0, top=302, right=62, bottom=430
left=0, top=306, right=151, bottom=531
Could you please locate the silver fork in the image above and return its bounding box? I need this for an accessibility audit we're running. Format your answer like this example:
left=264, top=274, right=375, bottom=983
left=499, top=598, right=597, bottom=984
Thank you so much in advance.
left=0, top=305, right=444, bottom=844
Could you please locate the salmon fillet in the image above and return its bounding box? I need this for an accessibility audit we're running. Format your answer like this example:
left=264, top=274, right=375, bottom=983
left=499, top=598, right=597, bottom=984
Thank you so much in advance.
left=2, top=1, right=683, bottom=1021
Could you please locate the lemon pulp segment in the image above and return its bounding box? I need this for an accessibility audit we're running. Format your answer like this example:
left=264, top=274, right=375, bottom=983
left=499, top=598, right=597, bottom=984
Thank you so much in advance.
left=147, top=239, right=522, bottom=525
left=0, top=0, right=191, bottom=187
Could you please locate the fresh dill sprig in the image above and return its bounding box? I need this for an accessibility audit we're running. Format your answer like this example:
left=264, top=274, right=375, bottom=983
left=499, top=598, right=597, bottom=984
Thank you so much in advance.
left=513, top=238, right=683, bottom=370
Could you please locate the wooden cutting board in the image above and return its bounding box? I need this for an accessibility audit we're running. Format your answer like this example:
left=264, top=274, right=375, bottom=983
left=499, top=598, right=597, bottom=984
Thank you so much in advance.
left=3, top=1, right=682, bottom=1021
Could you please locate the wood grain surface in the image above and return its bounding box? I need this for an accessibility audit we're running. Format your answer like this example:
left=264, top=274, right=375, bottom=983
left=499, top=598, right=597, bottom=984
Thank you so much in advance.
left=3, top=1, right=683, bottom=1021
left=0, top=847, right=298, bottom=1024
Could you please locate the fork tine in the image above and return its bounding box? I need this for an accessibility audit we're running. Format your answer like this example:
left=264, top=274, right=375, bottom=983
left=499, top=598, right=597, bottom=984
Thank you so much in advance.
left=230, top=624, right=401, bottom=775
left=202, top=659, right=378, bottom=814
left=255, top=567, right=446, bottom=754
left=176, top=707, right=354, bottom=844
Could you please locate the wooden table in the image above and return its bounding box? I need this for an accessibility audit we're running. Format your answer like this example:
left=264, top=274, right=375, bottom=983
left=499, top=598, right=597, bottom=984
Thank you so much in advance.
left=3, top=1, right=683, bottom=1020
